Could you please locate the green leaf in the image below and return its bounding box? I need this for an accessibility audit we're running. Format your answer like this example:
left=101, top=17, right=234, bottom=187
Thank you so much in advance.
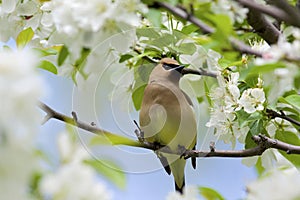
left=84, top=159, right=126, bottom=189
left=34, top=47, right=58, bottom=57
left=16, top=27, right=34, bottom=49
left=204, top=80, right=212, bottom=107
left=132, top=84, right=146, bottom=111
left=177, top=42, right=196, bottom=55
left=236, top=110, right=251, bottom=127
left=255, top=157, right=265, bottom=176
left=136, top=27, right=160, bottom=39
left=199, top=187, right=225, bottom=200
left=29, top=172, right=43, bottom=198
left=145, top=8, right=162, bottom=27
left=275, top=130, right=300, bottom=167
left=207, top=14, right=232, bottom=48
left=74, top=48, right=91, bottom=71
left=150, top=33, right=175, bottom=49
left=3, top=45, right=12, bottom=51
left=249, top=119, right=264, bottom=135
left=276, top=105, right=300, bottom=116
left=172, top=29, right=188, bottom=40
left=181, top=24, right=199, bottom=34
left=245, top=131, right=257, bottom=149
left=37, top=60, right=57, bottom=74
left=197, top=96, right=204, bottom=104
left=141, top=0, right=156, bottom=5
left=247, top=63, right=286, bottom=76
left=119, top=54, right=134, bottom=63
left=57, top=45, right=69, bottom=66
left=244, top=73, right=259, bottom=88
left=285, top=94, right=300, bottom=110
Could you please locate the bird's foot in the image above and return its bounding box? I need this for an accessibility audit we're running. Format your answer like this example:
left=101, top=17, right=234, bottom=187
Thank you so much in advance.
left=177, top=145, right=188, bottom=159
left=133, top=120, right=144, bottom=143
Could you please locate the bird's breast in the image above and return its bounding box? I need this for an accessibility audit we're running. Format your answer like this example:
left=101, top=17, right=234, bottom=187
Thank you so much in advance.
left=139, top=82, right=197, bottom=150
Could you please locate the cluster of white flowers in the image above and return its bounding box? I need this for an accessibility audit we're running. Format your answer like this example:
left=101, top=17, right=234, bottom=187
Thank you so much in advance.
left=238, top=88, right=265, bottom=114
left=40, top=131, right=112, bottom=200
left=166, top=185, right=199, bottom=200
left=247, top=169, right=300, bottom=200
left=206, top=72, right=266, bottom=145
left=255, top=27, right=300, bottom=63
left=42, top=0, right=146, bottom=36
left=0, top=0, right=147, bottom=80
left=0, top=0, right=53, bottom=43
left=0, top=50, right=44, bottom=200
left=250, top=28, right=299, bottom=102
left=43, top=0, right=146, bottom=78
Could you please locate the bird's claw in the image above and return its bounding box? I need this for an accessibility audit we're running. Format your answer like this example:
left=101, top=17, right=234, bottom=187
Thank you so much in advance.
left=178, top=145, right=188, bottom=159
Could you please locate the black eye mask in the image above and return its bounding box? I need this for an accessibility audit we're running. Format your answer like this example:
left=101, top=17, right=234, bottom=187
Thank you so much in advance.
left=163, top=63, right=185, bottom=72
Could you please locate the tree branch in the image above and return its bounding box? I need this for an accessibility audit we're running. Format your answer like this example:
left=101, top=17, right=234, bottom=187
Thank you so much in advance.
left=266, top=109, right=300, bottom=127
left=229, top=38, right=263, bottom=57
left=237, top=0, right=300, bottom=28
left=153, top=1, right=263, bottom=57
left=245, top=1, right=281, bottom=44
left=185, top=134, right=300, bottom=158
left=39, top=101, right=300, bottom=159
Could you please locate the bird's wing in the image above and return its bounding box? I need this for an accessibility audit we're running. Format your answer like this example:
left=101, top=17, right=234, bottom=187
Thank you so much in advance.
left=181, top=89, right=197, bottom=169
left=181, top=89, right=193, bottom=106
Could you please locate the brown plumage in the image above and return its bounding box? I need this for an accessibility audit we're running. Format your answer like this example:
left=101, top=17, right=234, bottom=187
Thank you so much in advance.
left=139, top=58, right=197, bottom=194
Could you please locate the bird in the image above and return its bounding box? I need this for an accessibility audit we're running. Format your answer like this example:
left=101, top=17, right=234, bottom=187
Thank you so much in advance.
left=139, top=57, right=197, bottom=194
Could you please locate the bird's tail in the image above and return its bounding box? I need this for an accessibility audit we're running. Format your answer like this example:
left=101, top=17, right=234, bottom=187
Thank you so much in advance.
left=169, top=157, right=186, bottom=194
left=175, top=177, right=185, bottom=194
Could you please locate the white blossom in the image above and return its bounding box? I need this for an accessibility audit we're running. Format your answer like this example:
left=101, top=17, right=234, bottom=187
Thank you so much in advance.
left=180, top=47, right=221, bottom=72
left=256, top=28, right=300, bottom=63
left=266, top=64, right=298, bottom=102
left=40, top=131, right=112, bottom=200
left=40, top=162, right=112, bottom=200
left=0, top=0, right=53, bottom=43
left=0, top=49, right=44, bottom=200
left=238, top=88, right=266, bottom=114
left=43, top=0, right=145, bottom=36
left=250, top=40, right=270, bottom=54
left=0, top=0, right=18, bottom=14
left=207, top=107, right=248, bottom=146
left=247, top=169, right=300, bottom=200
left=225, top=72, right=240, bottom=112
left=166, top=185, right=199, bottom=200
left=207, top=72, right=266, bottom=146
left=0, top=50, right=43, bottom=136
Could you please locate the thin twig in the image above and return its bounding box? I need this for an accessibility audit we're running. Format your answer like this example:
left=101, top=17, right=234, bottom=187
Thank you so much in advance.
left=266, top=109, right=300, bottom=127
left=39, top=101, right=300, bottom=158
left=229, top=37, right=263, bottom=57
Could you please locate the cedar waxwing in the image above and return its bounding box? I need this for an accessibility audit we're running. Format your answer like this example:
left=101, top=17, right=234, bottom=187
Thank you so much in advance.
left=139, top=58, right=197, bottom=194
